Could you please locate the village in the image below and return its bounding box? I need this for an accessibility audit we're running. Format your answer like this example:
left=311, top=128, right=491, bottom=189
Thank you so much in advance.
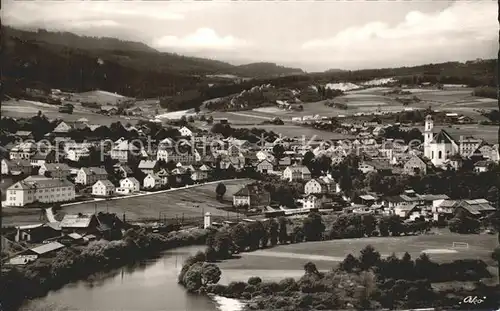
left=1, top=105, right=499, bottom=265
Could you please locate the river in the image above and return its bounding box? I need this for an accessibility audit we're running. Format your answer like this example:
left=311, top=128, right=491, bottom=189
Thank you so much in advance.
left=20, top=246, right=239, bottom=311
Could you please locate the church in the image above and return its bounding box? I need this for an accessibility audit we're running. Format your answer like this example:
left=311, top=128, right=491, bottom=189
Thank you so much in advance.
left=423, top=115, right=483, bottom=167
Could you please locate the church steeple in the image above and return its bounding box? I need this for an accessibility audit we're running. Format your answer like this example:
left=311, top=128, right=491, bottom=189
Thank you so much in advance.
left=423, top=115, right=434, bottom=159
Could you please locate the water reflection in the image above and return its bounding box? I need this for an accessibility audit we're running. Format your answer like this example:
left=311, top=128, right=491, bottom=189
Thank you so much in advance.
left=21, top=246, right=217, bottom=311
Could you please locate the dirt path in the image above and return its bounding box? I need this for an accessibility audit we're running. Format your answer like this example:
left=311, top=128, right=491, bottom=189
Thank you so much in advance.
left=240, top=250, right=347, bottom=262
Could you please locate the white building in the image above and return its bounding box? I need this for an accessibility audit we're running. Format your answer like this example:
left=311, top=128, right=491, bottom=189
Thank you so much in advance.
left=424, top=115, right=466, bottom=167
left=65, top=143, right=91, bottom=162
left=52, top=121, right=73, bottom=134
left=92, top=180, right=115, bottom=197
left=75, top=167, right=108, bottom=185
left=256, top=151, right=275, bottom=162
left=191, top=166, right=210, bottom=182
left=9, top=142, right=38, bottom=160
left=38, top=163, right=71, bottom=179
left=304, top=178, right=335, bottom=195
left=302, top=194, right=321, bottom=209
left=116, top=177, right=140, bottom=194
left=282, top=165, right=311, bottom=182
left=143, top=174, right=162, bottom=189
left=6, top=176, right=75, bottom=207
left=179, top=126, right=193, bottom=137
left=156, top=148, right=199, bottom=164
left=110, top=140, right=139, bottom=162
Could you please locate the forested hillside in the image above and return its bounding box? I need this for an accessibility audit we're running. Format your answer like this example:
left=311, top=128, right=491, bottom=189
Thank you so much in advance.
left=2, top=26, right=496, bottom=110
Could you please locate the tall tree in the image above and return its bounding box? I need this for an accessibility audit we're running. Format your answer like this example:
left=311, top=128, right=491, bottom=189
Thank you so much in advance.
left=215, top=182, right=226, bottom=201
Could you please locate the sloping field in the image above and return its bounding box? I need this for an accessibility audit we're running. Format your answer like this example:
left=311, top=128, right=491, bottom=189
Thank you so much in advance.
left=235, top=124, right=355, bottom=141
left=2, top=179, right=253, bottom=226
left=218, top=230, right=497, bottom=274
left=58, top=179, right=252, bottom=221
left=421, top=125, right=498, bottom=144
left=1, top=100, right=141, bottom=126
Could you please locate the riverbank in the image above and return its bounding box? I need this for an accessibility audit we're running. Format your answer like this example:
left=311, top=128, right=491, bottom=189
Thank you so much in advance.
left=175, top=222, right=498, bottom=310
left=1, top=227, right=209, bottom=311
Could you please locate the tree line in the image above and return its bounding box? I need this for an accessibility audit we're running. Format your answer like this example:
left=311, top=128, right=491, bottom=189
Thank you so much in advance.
left=178, top=244, right=499, bottom=310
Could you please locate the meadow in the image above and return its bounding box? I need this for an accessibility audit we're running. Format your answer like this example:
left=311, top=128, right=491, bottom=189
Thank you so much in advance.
left=217, top=230, right=499, bottom=284
left=1, top=100, right=142, bottom=126
left=206, top=87, right=497, bottom=143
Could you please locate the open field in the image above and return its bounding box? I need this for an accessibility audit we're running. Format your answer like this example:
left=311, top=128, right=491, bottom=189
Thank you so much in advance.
left=1, top=100, right=143, bottom=126
left=217, top=230, right=498, bottom=283
left=420, top=125, right=499, bottom=144
left=208, top=87, right=495, bottom=122
left=1, top=179, right=252, bottom=226
left=234, top=124, right=355, bottom=141
left=205, top=87, right=497, bottom=143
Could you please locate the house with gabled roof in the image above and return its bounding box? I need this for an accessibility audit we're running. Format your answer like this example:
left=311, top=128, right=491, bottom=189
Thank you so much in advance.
left=233, top=183, right=271, bottom=207
left=403, top=154, right=434, bottom=175
left=255, top=159, right=274, bottom=174
left=14, top=222, right=62, bottom=243
left=143, top=174, right=162, bottom=189
left=179, top=126, right=193, bottom=137
left=138, top=160, right=160, bottom=175
left=14, top=130, right=33, bottom=140
left=75, top=167, right=108, bottom=185
left=282, top=164, right=311, bottom=182
left=38, top=163, right=71, bottom=179
left=52, top=121, right=73, bottom=135
left=6, top=176, right=75, bottom=206
left=454, top=199, right=496, bottom=219
left=191, top=165, right=210, bottom=182
left=156, top=168, right=171, bottom=185
left=9, top=142, right=38, bottom=160
left=1, top=159, right=32, bottom=175
left=359, top=160, right=392, bottom=174
left=92, top=180, right=116, bottom=197
left=111, top=140, right=139, bottom=162
left=60, top=213, right=100, bottom=235
left=30, top=150, right=58, bottom=167
left=304, top=178, right=334, bottom=195
left=117, top=177, right=140, bottom=194
left=27, top=241, right=65, bottom=258
left=473, top=160, right=493, bottom=173
left=113, top=163, right=133, bottom=178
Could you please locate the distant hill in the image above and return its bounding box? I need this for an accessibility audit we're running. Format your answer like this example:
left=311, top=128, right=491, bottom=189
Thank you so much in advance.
left=1, top=25, right=496, bottom=112
left=323, top=68, right=346, bottom=73
left=1, top=26, right=302, bottom=79
left=234, top=62, right=304, bottom=78
left=3, top=27, right=157, bottom=53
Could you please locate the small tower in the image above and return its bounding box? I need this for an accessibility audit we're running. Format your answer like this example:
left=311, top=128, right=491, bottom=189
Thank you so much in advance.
left=204, top=212, right=212, bottom=229
left=424, top=115, right=434, bottom=158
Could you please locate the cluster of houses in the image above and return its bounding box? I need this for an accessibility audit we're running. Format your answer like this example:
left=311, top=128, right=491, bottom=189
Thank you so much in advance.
left=3, top=212, right=125, bottom=265
left=231, top=179, right=496, bottom=223
left=1, top=115, right=498, bottom=211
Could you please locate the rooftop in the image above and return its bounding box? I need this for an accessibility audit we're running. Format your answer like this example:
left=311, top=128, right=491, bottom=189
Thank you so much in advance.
left=30, top=241, right=65, bottom=255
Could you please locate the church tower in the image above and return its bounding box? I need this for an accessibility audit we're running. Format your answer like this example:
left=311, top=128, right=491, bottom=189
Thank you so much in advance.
left=424, top=115, right=434, bottom=158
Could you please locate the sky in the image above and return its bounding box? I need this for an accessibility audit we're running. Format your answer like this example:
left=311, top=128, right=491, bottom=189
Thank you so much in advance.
left=2, top=0, right=498, bottom=72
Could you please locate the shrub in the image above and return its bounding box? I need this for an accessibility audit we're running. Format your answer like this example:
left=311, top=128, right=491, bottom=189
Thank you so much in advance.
left=248, top=276, right=262, bottom=285
left=226, top=281, right=247, bottom=296
left=278, top=277, right=299, bottom=292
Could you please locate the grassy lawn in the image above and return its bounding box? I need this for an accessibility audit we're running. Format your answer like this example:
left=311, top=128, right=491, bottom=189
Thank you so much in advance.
left=218, top=230, right=498, bottom=272
left=2, top=179, right=253, bottom=226
left=1, top=100, right=143, bottom=126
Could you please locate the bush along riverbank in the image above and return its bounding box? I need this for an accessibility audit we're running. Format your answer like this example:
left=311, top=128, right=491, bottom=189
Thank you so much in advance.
left=178, top=244, right=500, bottom=311
left=0, top=227, right=208, bottom=311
